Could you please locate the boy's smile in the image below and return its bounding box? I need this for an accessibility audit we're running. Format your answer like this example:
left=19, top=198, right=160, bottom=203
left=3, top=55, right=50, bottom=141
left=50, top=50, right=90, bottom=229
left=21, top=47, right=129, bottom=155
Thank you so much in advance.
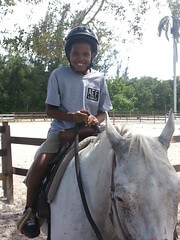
left=70, top=43, right=94, bottom=75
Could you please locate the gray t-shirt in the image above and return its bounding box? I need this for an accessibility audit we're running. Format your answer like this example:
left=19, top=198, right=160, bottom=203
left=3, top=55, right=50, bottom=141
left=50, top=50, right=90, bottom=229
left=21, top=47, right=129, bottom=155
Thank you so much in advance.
left=45, top=66, right=112, bottom=135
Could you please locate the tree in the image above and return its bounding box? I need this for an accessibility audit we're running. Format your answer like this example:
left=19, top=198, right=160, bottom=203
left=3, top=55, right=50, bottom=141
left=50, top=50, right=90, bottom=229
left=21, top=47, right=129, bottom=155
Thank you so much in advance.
left=0, top=54, right=49, bottom=113
left=153, top=80, right=173, bottom=112
left=1, top=0, right=177, bottom=113
left=107, top=77, right=137, bottom=113
left=130, top=77, right=157, bottom=113
left=1, top=0, right=167, bottom=75
left=107, top=76, right=175, bottom=114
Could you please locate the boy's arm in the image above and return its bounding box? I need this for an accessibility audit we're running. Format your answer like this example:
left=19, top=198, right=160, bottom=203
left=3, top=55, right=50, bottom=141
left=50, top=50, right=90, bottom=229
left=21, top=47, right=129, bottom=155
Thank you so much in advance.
left=46, top=104, right=106, bottom=125
left=95, top=112, right=106, bottom=124
left=85, top=111, right=105, bottom=127
left=59, top=112, right=106, bottom=145
left=47, top=105, right=106, bottom=145
left=46, top=104, right=89, bottom=123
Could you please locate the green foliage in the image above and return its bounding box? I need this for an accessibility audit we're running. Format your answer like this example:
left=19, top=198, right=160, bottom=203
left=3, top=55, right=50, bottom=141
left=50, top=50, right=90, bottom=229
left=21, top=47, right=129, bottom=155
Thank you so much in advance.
left=0, top=1, right=178, bottom=114
left=107, top=77, right=137, bottom=113
left=0, top=53, right=178, bottom=114
left=152, top=80, right=173, bottom=112
left=130, top=77, right=157, bottom=112
left=0, top=54, right=49, bottom=113
left=1, top=0, right=164, bottom=75
left=107, top=76, right=176, bottom=113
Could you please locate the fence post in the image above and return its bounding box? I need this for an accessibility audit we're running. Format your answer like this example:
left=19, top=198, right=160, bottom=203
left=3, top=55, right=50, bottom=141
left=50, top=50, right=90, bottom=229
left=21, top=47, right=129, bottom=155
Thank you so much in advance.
left=113, top=111, right=115, bottom=125
left=1, top=122, right=13, bottom=203
left=165, top=111, right=167, bottom=123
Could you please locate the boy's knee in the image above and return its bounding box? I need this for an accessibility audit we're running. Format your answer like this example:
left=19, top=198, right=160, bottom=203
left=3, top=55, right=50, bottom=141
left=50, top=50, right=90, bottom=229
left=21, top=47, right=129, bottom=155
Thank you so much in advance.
left=26, top=152, right=56, bottom=187
left=37, top=152, right=56, bottom=167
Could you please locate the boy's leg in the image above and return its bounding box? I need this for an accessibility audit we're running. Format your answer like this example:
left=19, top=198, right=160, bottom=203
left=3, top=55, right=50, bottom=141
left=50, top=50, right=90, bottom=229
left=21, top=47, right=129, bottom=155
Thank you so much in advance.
left=26, top=152, right=57, bottom=209
left=17, top=152, right=56, bottom=237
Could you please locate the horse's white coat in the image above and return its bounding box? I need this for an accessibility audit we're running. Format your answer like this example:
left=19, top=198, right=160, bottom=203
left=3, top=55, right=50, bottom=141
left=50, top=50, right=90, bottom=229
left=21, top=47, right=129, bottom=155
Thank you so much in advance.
left=48, top=111, right=180, bottom=240
left=50, top=132, right=115, bottom=240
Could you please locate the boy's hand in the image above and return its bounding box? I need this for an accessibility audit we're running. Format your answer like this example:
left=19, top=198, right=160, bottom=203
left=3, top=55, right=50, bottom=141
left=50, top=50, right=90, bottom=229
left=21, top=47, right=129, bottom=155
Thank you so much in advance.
left=73, top=110, right=99, bottom=127
left=73, top=110, right=89, bottom=123
left=85, top=114, right=99, bottom=127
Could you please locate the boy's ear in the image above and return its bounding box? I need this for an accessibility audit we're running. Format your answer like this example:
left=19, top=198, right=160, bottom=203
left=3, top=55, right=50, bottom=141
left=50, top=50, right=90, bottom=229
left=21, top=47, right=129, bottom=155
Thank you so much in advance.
left=92, top=53, right=96, bottom=60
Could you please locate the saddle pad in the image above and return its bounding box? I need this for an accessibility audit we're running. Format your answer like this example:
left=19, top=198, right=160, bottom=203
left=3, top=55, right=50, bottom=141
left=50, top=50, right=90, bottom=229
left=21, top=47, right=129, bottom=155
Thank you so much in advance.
left=47, top=136, right=97, bottom=203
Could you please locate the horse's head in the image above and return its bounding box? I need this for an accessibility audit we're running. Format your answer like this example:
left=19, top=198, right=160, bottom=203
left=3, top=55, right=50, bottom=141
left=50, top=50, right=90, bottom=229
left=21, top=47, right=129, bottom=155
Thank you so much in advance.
left=106, top=111, right=180, bottom=240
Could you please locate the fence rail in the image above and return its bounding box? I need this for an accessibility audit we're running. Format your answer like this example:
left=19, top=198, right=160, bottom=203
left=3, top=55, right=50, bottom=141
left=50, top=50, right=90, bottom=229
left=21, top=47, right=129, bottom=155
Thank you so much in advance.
left=0, top=112, right=50, bottom=122
left=0, top=122, right=46, bottom=203
left=0, top=121, right=180, bottom=203
left=1, top=112, right=180, bottom=123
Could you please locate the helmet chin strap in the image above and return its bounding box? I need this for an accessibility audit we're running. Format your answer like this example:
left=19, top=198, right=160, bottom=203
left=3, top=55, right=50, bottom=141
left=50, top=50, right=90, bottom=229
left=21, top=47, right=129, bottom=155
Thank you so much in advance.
left=82, top=63, right=92, bottom=75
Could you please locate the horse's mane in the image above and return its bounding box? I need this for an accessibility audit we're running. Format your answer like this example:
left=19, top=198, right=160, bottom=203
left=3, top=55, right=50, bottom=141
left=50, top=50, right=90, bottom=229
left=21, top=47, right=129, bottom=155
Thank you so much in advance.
left=115, top=125, right=161, bottom=166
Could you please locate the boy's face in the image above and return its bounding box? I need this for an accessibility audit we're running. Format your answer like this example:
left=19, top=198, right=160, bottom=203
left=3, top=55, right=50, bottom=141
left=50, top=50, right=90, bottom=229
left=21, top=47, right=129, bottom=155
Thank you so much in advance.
left=69, top=42, right=95, bottom=75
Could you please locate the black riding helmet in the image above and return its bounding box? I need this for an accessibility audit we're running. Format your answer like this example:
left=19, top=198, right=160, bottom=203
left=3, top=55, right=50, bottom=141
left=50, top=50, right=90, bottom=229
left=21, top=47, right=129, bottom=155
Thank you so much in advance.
left=65, top=26, right=99, bottom=62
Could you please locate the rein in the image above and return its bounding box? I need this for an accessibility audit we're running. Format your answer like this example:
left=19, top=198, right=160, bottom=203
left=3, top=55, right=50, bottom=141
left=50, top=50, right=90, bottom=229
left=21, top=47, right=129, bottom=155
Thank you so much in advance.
left=74, top=124, right=129, bottom=240
left=74, top=124, right=105, bottom=240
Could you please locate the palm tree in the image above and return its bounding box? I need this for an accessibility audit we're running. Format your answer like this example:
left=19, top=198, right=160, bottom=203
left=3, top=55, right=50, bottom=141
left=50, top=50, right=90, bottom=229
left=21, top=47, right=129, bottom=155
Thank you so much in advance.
left=158, top=3, right=180, bottom=114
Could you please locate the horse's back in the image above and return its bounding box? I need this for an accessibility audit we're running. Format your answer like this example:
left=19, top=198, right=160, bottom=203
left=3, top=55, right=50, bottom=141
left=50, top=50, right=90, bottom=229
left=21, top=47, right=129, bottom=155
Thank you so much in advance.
left=50, top=132, right=112, bottom=240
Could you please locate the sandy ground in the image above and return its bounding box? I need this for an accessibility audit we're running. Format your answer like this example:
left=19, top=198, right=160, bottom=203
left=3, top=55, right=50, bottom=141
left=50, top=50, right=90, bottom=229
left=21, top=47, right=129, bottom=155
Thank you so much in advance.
left=0, top=119, right=180, bottom=240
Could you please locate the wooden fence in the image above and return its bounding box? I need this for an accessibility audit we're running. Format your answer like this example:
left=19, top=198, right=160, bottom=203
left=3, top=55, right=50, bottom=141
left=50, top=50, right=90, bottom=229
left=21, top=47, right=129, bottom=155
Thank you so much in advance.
left=0, top=121, right=180, bottom=203
left=0, top=112, right=50, bottom=122
left=0, top=122, right=45, bottom=203
left=1, top=112, right=180, bottom=123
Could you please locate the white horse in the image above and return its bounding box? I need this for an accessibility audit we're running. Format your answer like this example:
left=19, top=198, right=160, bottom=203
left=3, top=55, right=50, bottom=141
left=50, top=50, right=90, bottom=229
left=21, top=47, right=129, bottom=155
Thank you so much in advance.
left=46, top=110, right=180, bottom=240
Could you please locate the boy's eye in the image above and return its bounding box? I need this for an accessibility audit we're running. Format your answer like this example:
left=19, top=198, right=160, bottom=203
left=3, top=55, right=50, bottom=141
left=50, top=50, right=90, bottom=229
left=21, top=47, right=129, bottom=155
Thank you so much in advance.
left=84, top=52, right=90, bottom=57
left=71, top=51, right=78, bottom=56
left=71, top=51, right=90, bottom=57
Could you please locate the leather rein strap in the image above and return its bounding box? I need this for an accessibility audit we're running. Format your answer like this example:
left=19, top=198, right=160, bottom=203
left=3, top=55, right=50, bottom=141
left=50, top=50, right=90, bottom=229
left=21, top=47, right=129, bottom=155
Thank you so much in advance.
left=74, top=124, right=105, bottom=240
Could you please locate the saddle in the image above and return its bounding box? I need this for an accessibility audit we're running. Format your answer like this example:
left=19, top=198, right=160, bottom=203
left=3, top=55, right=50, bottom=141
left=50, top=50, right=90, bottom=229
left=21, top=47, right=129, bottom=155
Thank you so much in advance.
left=36, top=135, right=97, bottom=220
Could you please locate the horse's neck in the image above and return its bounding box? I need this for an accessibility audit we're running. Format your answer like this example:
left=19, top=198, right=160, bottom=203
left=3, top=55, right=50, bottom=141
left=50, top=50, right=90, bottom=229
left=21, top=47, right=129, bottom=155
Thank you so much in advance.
left=81, top=132, right=114, bottom=230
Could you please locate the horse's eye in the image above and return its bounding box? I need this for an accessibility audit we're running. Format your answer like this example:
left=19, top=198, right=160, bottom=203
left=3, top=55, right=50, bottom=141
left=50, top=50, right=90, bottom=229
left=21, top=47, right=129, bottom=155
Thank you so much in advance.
left=116, top=197, right=124, bottom=203
left=115, top=196, right=131, bottom=209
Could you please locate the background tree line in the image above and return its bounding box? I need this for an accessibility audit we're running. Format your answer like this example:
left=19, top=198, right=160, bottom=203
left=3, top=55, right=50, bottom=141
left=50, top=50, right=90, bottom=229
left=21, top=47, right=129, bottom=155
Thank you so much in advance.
left=0, top=0, right=179, bottom=114
left=107, top=76, right=180, bottom=113
left=0, top=53, right=179, bottom=113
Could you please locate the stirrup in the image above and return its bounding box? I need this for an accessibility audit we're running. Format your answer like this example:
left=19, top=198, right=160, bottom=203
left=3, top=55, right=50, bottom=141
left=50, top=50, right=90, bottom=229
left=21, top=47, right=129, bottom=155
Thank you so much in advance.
left=17, top=207, right=32, bottom=233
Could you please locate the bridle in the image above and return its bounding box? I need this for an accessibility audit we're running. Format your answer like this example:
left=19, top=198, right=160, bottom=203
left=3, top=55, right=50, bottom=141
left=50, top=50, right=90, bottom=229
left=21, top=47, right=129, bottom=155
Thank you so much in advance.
left=74, top=124, right=129, bottom=240
left=109, top=153, right=129, bottom=240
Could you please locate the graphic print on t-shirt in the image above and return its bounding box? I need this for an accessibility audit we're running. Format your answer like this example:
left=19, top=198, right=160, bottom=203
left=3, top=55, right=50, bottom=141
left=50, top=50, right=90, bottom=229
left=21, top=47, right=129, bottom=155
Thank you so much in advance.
left=86, top=87, right=99, bottom=101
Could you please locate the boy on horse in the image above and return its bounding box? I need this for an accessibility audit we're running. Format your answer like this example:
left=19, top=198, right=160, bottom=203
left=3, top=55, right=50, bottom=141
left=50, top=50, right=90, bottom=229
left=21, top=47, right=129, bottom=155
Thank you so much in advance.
left=17, top=26, right=112, bottom=238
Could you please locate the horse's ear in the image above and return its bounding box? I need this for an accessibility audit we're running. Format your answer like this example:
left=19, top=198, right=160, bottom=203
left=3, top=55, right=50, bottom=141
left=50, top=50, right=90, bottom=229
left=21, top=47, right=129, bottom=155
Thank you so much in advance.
left=105, top=112, right=124, bottom=151
left=159, top=109, right=175, bottom=149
